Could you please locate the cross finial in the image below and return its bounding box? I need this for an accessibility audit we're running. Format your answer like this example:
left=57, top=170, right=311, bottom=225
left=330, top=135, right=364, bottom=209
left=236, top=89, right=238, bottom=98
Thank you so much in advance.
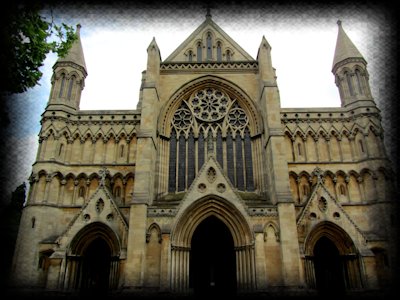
left=206, top=6, right=212, bottom=19
left=99, top=166, right=110, bottom=186
left=312, top=167, right=324, bottom=183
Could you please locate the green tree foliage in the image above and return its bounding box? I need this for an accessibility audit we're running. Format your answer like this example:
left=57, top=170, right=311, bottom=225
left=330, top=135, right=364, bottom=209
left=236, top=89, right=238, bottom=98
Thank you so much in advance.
left=0, top=182, right=26, bottom=289
left=0, top=2, right=77, bottom=94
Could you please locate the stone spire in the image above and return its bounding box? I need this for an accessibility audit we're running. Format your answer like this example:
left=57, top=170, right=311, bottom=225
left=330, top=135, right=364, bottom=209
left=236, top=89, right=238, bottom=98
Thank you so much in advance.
left=332, top=20, right=365, bottom=73
left=49, top=24, right=87, bottom=110
left=331, top=20, right=373, bottom=108
left=57, top=24, right=87, bottom=73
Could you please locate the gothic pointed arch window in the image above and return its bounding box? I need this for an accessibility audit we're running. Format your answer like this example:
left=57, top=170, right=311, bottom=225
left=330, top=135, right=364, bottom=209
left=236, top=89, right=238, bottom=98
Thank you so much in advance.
left=226, top=50, right=231, bottom=62
left=67, top=75, right=76, bottom=100
left=355, top=69, right=363, bottom=95
left=78, top=186, right=85, bottom=198
left=216, top=42, right=222, bottom=62
left=59, top=74, right=66, bottom=98
left=197, top=42, right=202, bottom=62
left=188, top=50, right=193, bottom=62
left=345, top=71, right=354, bottom=96
left=206, top=32, right=212, bottom=60
left=167, top=87, right=255, bottom=192
left=114, top=186, right=121, bottom=199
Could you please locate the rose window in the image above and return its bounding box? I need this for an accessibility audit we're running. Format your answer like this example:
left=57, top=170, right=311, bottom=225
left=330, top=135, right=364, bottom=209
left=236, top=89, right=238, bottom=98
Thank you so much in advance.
left=228, top=107, right=248, bottom=129
left=168, top=86, right=255, bottom=193
left=190, top=88, right=230, bottom=122
left=173, top=108, right=192, bottom=129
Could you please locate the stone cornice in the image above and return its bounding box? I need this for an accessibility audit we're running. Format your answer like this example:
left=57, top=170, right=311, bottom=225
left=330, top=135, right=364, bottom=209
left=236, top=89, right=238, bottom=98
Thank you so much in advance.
left=160, top=61, right=258, bottom=73
left=53, top=61, right=88, bottom=77
left=41, top=110, right=141, bottom=127
left=281, top=107, right=381, bottom=125
left=332, top=57, right=367, bottom=74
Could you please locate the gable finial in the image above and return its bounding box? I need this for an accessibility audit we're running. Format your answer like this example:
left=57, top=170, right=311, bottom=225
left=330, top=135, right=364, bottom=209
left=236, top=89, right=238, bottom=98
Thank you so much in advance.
left=99, top=166, right=110, bottom=186
left=206, top=6, right=212, bottom=19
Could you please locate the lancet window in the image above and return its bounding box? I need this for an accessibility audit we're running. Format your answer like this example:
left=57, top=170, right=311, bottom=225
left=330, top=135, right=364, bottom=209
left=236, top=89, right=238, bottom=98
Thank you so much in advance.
left=59, top=74, right=66, bottom=98
left=168, top=87, right=255, bottom=192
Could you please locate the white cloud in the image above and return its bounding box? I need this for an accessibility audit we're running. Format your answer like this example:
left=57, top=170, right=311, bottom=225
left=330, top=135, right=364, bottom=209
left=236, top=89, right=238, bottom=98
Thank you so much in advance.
left=76, top=18, right=372, bottom=110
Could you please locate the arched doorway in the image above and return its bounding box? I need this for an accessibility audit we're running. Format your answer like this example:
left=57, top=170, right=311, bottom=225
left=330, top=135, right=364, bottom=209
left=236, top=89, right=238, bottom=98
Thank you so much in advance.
left=190, top=216, right=236, bottom=296
left=304, top=222, right=364, bottom=293
left=79, top=237, right=111, bottom=295
left=171, top=197, right=255, bottom=293
left=66, top=222, right=121, bottom=293
left=314, top=236, right=345, bottom=295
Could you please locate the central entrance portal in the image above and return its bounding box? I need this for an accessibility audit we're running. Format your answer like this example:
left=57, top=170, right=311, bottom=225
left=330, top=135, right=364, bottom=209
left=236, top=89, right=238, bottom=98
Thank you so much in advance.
left=314, top=236, right=346, bottom=295
left=80, top=238, right=111, bottom=295
left=190, top=216, right=236, bottom=296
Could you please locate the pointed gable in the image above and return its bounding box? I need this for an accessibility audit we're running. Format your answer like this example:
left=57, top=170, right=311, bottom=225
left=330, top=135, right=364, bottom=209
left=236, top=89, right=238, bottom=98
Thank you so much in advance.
left=174, top=155, right=249, bottom=220
left=54, top=170, right=128, bottom=251
left=296, top=167, right=372, bottom=255
left=164, top=15, right=255, bottom=63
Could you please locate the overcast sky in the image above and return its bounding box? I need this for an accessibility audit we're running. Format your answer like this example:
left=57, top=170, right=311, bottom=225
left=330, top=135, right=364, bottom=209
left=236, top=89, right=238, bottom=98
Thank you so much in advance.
left=46, top=6, right=374, bottom=110
left=4, top=2, right=395, bottom=201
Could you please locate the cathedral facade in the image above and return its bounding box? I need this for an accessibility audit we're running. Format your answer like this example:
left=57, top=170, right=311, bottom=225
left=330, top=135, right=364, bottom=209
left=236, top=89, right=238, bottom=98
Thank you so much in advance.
left=11, top=14, right=396, bottom=297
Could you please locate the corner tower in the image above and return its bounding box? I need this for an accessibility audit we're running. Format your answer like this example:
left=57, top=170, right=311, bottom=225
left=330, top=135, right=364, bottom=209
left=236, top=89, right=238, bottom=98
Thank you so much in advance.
left=48, top=24, right=87, bottom=110
left=332, top=20, right=374, bottom=108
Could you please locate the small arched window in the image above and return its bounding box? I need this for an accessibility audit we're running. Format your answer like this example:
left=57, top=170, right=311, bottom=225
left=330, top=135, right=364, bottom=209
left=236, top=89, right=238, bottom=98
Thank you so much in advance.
left=345, top=71, right=354, bottom=96
left=120, top=144, right=125, bottom=157
left=302, top=185, right=309, bottom=197
left=206, top=32, right=212, bottom=60
left=114, top=186, right=121, bottom=198
left=297, top=143, right=302, bottom=156
left=58, top=143, right=64, bottom=157
left=188, top=50, right=193, bottom=62
left=67, top=75, right=75, bottom=100
left=355, top=69, right=363, bottom=95
left=339, top=184, right=346, bottom=196
left=217, top=42, right=222, bottom=62
left=78, top=186, right=85, bottom=198
left=359, top=139, right=365, bottom=153
left=197, top=42, right=202, bottom=62
left=59, top=74, right=66, bottom=98
left=226, top=50, right=231, bottom=62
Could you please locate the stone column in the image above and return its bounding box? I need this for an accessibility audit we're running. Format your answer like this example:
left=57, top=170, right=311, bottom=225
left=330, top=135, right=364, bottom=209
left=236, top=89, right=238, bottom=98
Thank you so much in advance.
left=277, top=202, right=302, bottom=287
left=254, top=231, right=267, bottom=289
left=159, top=232, right=171, bottom=291
left=124, top=203, right=147, bottom=288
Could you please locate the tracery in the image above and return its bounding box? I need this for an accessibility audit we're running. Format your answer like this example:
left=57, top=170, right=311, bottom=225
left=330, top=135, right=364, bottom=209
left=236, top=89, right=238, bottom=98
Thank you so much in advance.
left=168, top=87, right=254, bottom=192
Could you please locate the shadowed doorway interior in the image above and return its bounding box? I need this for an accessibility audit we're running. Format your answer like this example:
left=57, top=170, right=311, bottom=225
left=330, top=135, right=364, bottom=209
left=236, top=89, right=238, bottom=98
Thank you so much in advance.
left=190, top=215, right=236, bottom=296
left=79, top=237, right=111, bottom=295
left=314, top=236, right=346, bottom=295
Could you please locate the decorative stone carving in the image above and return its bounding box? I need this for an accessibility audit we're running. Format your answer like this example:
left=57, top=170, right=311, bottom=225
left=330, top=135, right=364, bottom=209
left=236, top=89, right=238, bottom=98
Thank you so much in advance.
left=198, top=183, right=207, bottom=192
left=190, top=88, right=230, bottom=122
left=318, top=197, right=328, bottom=212
left=207, top=167, right=216, bottom=183
left=217, top=183, right=226, bottom=193
left=96, top=198, right=104, bottom=213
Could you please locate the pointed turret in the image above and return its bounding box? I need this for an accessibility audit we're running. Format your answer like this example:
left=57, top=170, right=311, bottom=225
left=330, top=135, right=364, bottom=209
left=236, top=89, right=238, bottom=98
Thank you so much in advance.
left=131, top=37, right=161, bottom=205
left=332, top=20, right=364, bottom=71
left=257, top=35, right=275, bottom=83
left=145, top=37, right=161, bottom=84
left=48, top=24, right=87, bottom=110
left=57, top=24, right=87, bottom=72
left=332, top=21, right=374, bottom=108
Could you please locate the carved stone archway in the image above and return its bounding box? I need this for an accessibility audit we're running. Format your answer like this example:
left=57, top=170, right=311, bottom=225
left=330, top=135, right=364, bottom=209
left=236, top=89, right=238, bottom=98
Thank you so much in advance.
left=64, top=222, right=122, bottom=292
left=170, top=196, right=255, bottom=293
left=303, top=222, right=364, bottom=292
